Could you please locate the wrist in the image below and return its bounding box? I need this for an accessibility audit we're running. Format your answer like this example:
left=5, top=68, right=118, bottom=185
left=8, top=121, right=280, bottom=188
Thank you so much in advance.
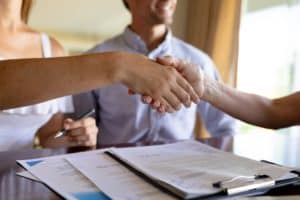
left=201, top=73, right=218, bottom=102
left=110, top=51, right=129, bottom=85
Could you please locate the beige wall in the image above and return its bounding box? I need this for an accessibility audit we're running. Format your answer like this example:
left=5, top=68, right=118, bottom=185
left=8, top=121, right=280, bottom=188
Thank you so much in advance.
left=28, top=0, right=189, bottom=54
left=172, top=0, right=189, bottom=40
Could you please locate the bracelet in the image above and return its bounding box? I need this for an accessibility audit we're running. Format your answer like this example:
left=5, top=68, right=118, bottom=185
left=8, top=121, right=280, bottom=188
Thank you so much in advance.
left=33, top=133, right=42, bottom=149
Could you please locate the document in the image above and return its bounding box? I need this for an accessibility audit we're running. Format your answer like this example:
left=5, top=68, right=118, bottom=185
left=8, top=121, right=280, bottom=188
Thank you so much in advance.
left=17, top=140, right=299, bottom=200
left=242, top=196, right=300, bottom=200
left=16, top=170, right=40, bottom=182
left=108, top=140, right=298, bottom=199
left=18, top=151, right=110, bottom=200
left=67, top=151, right=175, bottom=200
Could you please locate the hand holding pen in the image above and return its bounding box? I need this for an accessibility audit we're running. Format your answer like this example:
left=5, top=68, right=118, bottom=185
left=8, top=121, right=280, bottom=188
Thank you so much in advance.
left=54, top=109, right=96, bottom=138
left=35, top=109, right=98, bottom=148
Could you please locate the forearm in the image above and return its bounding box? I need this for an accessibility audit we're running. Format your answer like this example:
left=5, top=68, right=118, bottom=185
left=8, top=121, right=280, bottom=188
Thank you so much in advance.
left=0, top=52, right=121, bottom=109
left=201, top=75, right=291, bottom=129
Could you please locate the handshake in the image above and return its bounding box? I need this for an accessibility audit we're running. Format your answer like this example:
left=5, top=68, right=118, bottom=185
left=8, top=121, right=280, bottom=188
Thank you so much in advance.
left=124, top=55, right=207, bottom=113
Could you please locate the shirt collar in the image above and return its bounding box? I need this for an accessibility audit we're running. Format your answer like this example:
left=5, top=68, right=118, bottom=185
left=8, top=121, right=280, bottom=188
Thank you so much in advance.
left=122, top=26, right=173, bottom=58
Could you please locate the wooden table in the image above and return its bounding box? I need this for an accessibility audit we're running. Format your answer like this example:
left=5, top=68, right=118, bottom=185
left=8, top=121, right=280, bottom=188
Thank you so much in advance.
left=0, top=135, right=299, bottom=200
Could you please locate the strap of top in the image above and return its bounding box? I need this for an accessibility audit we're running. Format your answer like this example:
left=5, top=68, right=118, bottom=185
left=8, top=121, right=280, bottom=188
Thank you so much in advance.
left=41, top=33, right=52, bottom=58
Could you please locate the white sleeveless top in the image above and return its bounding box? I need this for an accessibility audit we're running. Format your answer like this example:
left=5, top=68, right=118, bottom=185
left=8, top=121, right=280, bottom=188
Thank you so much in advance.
left=0, top=33, right=74, bottom=151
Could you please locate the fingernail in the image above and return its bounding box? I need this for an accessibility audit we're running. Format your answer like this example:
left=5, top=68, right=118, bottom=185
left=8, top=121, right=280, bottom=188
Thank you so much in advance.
left=186, top=102, right=191, bottom=107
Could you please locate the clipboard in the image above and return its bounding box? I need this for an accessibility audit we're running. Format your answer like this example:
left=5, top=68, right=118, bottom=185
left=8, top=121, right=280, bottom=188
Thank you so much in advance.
left=197, top=161, right=300, bottom=200
left=106, top=149, right=300, bottom=200
left=212, top=174, right=275, bottom=195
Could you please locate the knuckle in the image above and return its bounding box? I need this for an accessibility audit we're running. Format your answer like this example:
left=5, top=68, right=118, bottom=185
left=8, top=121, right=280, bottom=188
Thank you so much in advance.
left=174, top=102, right=181, bottom=111
left=182, top=93, right=190, bottom=102
left=150, top=89, right=160, bottom=98
left=165, top=71, right=175, bottom=82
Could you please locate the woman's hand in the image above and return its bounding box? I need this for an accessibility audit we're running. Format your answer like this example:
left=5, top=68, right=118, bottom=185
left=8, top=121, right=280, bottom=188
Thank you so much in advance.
left=36, top=113, right=98, bottom=148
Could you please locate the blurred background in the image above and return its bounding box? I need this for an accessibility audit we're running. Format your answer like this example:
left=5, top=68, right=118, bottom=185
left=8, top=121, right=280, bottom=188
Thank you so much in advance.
left=27, top=0, right=300, bottom=165
left=27, top=0, right=189, bottom=54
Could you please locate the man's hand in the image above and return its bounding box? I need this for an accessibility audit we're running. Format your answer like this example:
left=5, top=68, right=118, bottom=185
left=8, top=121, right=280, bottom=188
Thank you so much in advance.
left=141, top=56, right=205, bottom=113
left=118, top=53, right=200, bottom=112
left=36, top=113, right=98, bottom=148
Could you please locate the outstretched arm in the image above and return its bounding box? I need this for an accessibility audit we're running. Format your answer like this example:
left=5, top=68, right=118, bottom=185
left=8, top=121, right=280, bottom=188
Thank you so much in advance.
left=203, top=75, right=300, bottom=129
left=149, top=56, right=300, bottom=129
left=0, top=52, right=199, bottom=110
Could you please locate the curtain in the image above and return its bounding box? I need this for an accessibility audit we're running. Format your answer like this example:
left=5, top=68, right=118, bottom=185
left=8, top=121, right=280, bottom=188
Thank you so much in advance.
left=186, top=0, right=242, bottom=138
left=186, top=0, right=241, bottom=85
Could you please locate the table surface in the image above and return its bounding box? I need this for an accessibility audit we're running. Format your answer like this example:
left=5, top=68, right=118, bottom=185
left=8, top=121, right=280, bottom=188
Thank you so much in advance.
left=0, top=134, right=299, bottom=200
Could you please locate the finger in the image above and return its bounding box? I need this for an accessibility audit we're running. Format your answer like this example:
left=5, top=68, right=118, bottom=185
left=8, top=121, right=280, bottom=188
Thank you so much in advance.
left=69, top=133, right=96, bottom=146
left=157, top=98, right=168, bottom=113
left=171, top=87, right=191, bottom=108
left=44, top=135, right=77, bottom=148
left=64, top=118, right=73, bottom=124
left=64, top=117, right=95, bottom=130
left=128, top=89, right=136, bottom=95
left=142, top=95, right=152, bottom=104
left=156, top=56, right=174, bottom=66
left=67, top=128, right=82, bottom=137
left=72, top=134, right=90, bottom=142
left=163, top=92, right=181, bottom=112
left=151, top=99, right=161, bottom=109
left=158, top=105, right=166, bottom=113
left=176, top=76, right=199, bottom=105
left=80, top=141, right=95, bottom=147
left=68, top=124, right=98, bottom=137
left=157, top=56, right=182, bottom=71
left=68, top=136, right=86, bottom=146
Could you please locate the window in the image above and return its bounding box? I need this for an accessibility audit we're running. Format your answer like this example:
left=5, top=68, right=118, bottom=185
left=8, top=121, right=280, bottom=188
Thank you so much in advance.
left=235, top=0, right=300, bottom=166
left=237, top=0, right=300, bottom=136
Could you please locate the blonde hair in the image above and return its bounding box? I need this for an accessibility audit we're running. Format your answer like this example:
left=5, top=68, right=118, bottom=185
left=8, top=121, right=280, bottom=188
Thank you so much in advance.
left=21, top=0, right=33, bottom=23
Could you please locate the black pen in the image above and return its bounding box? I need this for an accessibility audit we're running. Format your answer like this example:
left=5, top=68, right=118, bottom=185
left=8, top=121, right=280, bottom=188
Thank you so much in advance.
left=54, top=109, right=96, bottom=138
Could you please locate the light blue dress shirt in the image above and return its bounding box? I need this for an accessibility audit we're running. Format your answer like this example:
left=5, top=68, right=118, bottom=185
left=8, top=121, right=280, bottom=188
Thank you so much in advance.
left=76, top=27, right=237, bottom=145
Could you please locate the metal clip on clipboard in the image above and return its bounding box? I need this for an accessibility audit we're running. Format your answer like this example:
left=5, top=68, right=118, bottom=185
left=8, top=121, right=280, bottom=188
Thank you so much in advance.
left=212, top=174, right=275, bottom=195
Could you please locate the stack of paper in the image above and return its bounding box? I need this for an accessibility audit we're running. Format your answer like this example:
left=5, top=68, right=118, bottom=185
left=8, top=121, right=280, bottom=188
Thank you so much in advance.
left=17, top=151, right=109, bottom=200
left=17, top=140, right=300, bottom=200
left=17, top=150, right=174, bottom=200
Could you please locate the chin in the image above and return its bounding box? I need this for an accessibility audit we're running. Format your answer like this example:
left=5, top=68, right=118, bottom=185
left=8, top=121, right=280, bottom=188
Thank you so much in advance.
left=155, top=14, right=174, bottom=24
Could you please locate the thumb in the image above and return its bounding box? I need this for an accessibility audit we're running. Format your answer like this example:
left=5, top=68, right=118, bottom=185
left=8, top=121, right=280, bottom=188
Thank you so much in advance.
left=156, top=56, right=183, bottom=72
left=63, top=118, right=74, bottom=130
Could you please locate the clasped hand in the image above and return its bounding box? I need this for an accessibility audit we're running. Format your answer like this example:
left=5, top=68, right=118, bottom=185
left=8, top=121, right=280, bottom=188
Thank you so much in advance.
left=129, top=56, right=205, bottom=113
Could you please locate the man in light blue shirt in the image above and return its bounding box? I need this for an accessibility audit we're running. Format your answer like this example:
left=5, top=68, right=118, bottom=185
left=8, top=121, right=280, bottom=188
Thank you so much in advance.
left=75, top=0, right=237, bottom=145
